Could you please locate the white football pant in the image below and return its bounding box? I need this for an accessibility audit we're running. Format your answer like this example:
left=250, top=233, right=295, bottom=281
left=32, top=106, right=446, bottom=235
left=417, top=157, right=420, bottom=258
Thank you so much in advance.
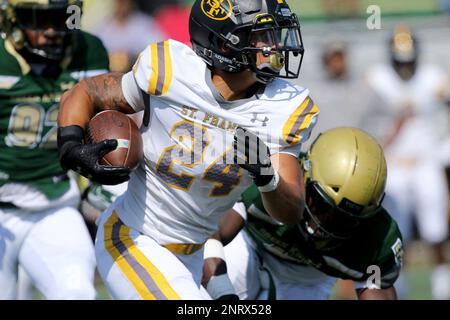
left=0, top=202, right=96, bottom=299
left=225, top=231, right=337, bottom=300
left=95, top=208, right=210, bottom=300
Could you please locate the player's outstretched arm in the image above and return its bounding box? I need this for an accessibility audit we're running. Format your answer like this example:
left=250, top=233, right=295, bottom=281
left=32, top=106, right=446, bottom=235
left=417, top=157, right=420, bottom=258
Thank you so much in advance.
left=57, top=73, right=136, bottom=185
left=261, top=153, right=305, bottom=225
left=356, top=287, right=397, bottom=300
left=202, top=209, right=244, bottom=300
left=234, top=127, right=304, bottom=225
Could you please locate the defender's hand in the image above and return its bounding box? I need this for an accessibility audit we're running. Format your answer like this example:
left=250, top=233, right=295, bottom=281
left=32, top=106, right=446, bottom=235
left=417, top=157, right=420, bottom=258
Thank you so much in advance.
left=58, top=126, right=131, bottom=185
left=233, top=127, right=278, bottom=191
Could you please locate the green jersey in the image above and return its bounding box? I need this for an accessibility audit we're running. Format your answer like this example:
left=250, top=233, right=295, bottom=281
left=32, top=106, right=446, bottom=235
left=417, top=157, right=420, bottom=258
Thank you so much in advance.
left=0, top=31, right=109, bottom=202
left=241, top=185, right=403, bottom=288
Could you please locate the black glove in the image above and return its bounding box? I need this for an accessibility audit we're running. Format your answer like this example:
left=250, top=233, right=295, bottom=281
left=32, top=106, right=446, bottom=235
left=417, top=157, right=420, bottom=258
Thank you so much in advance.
left=233, top=127, right=275, bottom=187
left=57, top=125, right=131, bottom=185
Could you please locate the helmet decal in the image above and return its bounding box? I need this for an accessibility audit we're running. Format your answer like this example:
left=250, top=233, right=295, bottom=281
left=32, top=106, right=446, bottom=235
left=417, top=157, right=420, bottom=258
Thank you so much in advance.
left=201, top=0, right=233, bottom=21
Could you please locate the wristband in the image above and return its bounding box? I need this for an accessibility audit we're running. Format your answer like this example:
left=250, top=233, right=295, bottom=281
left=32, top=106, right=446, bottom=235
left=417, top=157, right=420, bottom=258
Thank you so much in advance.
left=257, top=170, right=280, bottom=193
left=203, top=239, right=225, bottom=260
left=57, top=125, right=84, bottom=149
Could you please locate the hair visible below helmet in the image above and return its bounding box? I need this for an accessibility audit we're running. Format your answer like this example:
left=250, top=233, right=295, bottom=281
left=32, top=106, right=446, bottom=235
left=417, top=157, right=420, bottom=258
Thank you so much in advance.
left=389, top=24, right=418, bottom=80
left=299, top=127, right=387, bottom=250
left=0, top=0, right=83, bottom=61
left=189, top=0, right=305, bottom=84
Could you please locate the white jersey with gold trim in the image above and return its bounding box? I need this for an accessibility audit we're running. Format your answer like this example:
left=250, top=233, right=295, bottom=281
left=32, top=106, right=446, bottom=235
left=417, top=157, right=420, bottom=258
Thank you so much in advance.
left=117, top=39, right=319, bottom=244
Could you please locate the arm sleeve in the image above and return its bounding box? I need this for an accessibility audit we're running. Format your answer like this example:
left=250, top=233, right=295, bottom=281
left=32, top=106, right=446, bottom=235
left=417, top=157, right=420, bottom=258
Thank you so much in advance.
left=132, top=40, right=173, bottom=96
left=276, top=112, right=319, bottom=158
left=122, top=71, right=147, bottom=112
left=353, top=263, right=401, bottom=290
left=354, top=235, right=403, bottom=290
left=275, top=95, right=319, bottom=156
left=277, top=143, right=303, bottom=158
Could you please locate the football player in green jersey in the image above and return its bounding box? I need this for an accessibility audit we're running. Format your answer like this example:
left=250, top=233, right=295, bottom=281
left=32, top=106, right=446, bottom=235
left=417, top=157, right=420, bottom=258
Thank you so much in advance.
left=0, top=0, right=109, bottom=299
left=203, top=127, right=403, bottom=300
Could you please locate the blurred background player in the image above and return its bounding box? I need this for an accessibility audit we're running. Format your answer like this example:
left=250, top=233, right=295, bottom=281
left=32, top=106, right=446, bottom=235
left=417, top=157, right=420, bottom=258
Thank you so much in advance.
left=363, top=24, right=450, bottom=300
left=93, top=0, right=166, bottom=72
left=301, top=37, right=371, bottom=150
left=0, top=0, right=109, bottom=299
left=203, top=127, right=403, bottom=300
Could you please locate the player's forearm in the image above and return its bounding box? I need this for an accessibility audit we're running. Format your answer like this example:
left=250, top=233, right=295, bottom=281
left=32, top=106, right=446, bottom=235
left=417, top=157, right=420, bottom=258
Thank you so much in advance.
left=218, top=209, right=245, bottom=246
left=356, top=287, right=397, bottom=300
left=260, top=153, right=305, bottom=225
left=57, top=72, right=134, bottom=128
left=261, top=179, right=304, bottom=225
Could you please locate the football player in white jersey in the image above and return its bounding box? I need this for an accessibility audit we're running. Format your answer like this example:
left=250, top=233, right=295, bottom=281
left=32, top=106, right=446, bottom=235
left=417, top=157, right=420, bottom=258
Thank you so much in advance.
left=364, top=25, right=449, bottom=299
left=57, top=0, right=319, bottom=299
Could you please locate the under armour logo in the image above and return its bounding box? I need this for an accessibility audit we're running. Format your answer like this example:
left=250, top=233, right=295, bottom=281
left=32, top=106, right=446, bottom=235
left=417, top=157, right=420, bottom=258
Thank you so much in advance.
left=250, top=113, right=269, bottom=127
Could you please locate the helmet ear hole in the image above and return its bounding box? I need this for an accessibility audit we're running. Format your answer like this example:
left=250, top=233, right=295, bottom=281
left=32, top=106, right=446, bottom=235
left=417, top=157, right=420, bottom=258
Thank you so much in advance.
left=331, top=187, right=340, bottom=193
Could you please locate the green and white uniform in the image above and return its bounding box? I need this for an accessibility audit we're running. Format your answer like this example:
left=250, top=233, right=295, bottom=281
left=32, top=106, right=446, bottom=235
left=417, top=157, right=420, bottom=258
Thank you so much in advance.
left=0, top=31, right=108, bottom=299
left=224, top=185, right=404, bottom=300
left=0, top=31, right=108, bottom=208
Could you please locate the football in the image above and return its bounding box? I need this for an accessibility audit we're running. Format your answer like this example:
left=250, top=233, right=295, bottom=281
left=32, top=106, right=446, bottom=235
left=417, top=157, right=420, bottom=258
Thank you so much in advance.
left=86, top=110, right=143, bottom=170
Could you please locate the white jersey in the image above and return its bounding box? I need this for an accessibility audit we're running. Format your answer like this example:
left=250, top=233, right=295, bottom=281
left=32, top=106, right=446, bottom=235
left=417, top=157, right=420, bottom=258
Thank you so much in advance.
left=366, top=63, right=448, bottom=159
left=117, top=39, right=319, bottom=244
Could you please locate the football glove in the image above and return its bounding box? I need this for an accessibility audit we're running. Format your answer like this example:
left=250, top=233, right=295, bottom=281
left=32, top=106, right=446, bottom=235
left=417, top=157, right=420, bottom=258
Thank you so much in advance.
left=233, top=127, right=278, bottom=191
left=57, top=125, right=131, bottom=185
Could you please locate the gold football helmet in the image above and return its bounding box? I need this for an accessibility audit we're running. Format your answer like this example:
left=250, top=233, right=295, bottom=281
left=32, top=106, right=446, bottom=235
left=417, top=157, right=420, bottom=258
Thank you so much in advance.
left=300, top=127, right=387, bottom=249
